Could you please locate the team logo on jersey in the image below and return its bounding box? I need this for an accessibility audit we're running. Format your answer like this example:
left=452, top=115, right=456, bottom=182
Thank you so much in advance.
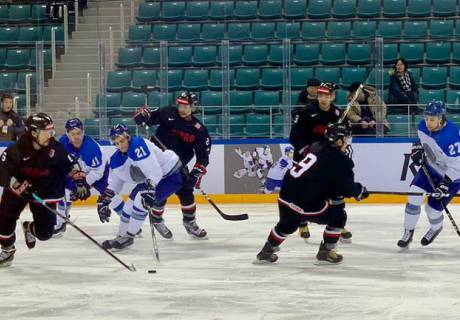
left=335, top=109, right=341, bottom=116
left=49, top=149, right=55, bottom=158
left=194, top=123, right=202, bottom=129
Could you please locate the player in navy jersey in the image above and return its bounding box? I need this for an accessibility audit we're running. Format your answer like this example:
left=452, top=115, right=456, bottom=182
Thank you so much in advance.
left=398, top=100, right=460, bottom=248
left=133, top=92, right=210, bottom=239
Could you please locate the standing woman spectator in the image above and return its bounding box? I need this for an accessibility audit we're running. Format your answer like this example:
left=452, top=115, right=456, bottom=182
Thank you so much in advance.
left=388, top=58, right=419, bottom=115
left=0, top=93, right=24, bottom=142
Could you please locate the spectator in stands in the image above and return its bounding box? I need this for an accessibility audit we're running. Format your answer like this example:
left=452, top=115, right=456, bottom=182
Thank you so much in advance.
left=297, top=78, right=321, bottom=106
left=388, top=58, right=419, bottom=115
left=0, top=93, right=24, bottom=142
left=346, top=82, right=390, bottom=135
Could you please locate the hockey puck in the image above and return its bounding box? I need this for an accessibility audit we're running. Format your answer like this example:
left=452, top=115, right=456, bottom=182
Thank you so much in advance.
left=148, top=270, right=157, bottom=274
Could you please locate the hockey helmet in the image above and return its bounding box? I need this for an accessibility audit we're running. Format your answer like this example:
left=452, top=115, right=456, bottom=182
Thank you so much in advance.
left=284, top=146, right=294, bottom=154
left=424, top=100, right=446, bottom=118
left=317, top=82, right=332, bottom=95
left=65, top=118, right=83, bottom=132
left=323, top=81, right=339, bottom=92
left=110, top=123, right=130, bottom=140
left=26, top=112, right=54, bottom=133
left=324, top=122, right=351, bottom=145
left=176, top=91, right=198, bottom=107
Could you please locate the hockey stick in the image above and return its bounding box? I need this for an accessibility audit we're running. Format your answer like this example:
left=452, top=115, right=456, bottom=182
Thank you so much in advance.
left=338, top=84, right=363, bottom=124
left=369, top=191, right=459, bottom=197
left=420, top=165, right=460, bottom=237
left=31, top=192, right=137, bottom=272
left=147, top=209, right=160, bottom=262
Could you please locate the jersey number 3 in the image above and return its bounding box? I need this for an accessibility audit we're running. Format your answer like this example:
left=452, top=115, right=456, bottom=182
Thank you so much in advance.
left=289, top=153, right=317, bottom=178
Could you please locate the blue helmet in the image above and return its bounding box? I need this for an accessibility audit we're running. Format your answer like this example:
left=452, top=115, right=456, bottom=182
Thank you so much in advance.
left=284, top=146, right=294, bottom=154
left=110, top=123, right=130, bottom=140
left=424, top=100, right=446, bottom=118
left=65, top=118, right=83, bottom=132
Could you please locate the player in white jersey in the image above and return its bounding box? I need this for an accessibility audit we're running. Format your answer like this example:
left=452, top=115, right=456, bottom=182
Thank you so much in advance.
left=398, top=100, right=460, bottom=248
left=255, top=145, right=274, bottom=186
left=54, top=118, right=125, bottom=237
left=263, top=146, right=294, bottom=194
left=98, top=124, right=183, bottom=250
left=233, top=147, right=256, bottom=178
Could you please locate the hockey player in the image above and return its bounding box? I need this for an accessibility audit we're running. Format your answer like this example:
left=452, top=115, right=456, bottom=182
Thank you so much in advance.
left=54, top=118, right=125, bottom=237
left=289, top=82, right=352, bottom=242
left=254, top=145, right=274, bottom=187
left=99, top=124, right=183, bottom=250
left=255, top=123, right=369, bottom=264
left=133, top=91, right=210, bottom=239
left=398, top=100, right=460, bottom=248
left=263, top=146, right=294, bottom=194
left=0, top=113, right=91, bottom=267
left=234, top=147, right=256, bottom=178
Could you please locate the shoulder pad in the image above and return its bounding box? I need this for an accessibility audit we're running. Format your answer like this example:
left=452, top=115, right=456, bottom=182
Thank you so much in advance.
left=110, top=150, right=128, bottom=169
left=128, top=137, right=151, bottom=161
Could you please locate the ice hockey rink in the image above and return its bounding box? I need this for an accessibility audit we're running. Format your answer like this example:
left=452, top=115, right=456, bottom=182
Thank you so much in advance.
left=2, top=203, right=460, bottom=320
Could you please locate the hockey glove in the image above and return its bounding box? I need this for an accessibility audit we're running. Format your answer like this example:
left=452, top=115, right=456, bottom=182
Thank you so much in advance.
left=188, top=163, right=207, bottom=189
left=140, top=180, right=157, bottom=210
left=97, top=189, right=115, bottom=223
left=410, top=142, right=426, bottom=166
left=354, top=183, right=369, bottom=201
left=9, top=177, right=30, bottom=196
left=133, top=106, right=151, bottom=127
left=433, top=176, right=451, bottom=200
left=70, top=171, right=91, bottom=201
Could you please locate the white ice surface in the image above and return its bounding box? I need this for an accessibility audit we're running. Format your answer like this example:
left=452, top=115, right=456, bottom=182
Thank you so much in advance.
left=2, top=204, right=460, bottom=320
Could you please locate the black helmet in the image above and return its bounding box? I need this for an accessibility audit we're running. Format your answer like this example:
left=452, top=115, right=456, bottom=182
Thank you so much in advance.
left=26, top=112, right=54, bottom=132
left=176, top=91, right=198, bottom=106
left=323, top=81, right=339, bottom=92
left=324, top=122, right=351, bottom=145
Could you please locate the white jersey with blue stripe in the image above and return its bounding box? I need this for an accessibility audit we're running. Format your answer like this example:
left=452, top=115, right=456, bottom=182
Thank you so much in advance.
left=418, top=119, right=460, bottom=181
left=59, top=134, right=105, bottom=185
left=108, top=136, right=180, bottom=193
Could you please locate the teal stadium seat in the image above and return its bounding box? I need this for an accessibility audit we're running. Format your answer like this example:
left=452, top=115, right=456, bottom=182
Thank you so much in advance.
left=422, top=67, right=447, bottom=89
left=426, top=42, right=450, bottom=64
left=96, top=93, right=122, bottom=115
left=321, top=44, right=345, bottom=65
left=202, top=23, right=225, bottom=41
left=348, top=44, right=371, bottom=65
left=230, top=91, right=253, bottom=114
left=333, top=0, right=357, bottom=18
left=137, top=2, right=160, bottom=22
left=294, top=44, right=319, bottom=65
left=433, top=0, right=457, bottom=17
left=168, top=47, right=192, bottom=67
left=17, top=72, right=36, bottom=92
left=18, top=26, right=40, bottom=44
left=357, top=0, right=380, bottom=18
left=217, top=45, right=242, bottom=66
left=235, top=69, right=259, bottom=90
left=186, top=1, right=209, bottom=20
left=15, top=95, right=26, bottom=116
left=228, top=23, right=250, bottom=40
left=419, top=89, right=445, bottom=104
left=447, top=90, right=460, bottom=112
left=132, top=70, right=157, bottom=91
left=148, top=91, right=173, bottom=108
left=209, top=69, right=234, bottom=90
left=335, top=89, right=349, bottom=106
left=43, top=26, right=64, bottom=43
left=367, top=68, right=390, bottom=89
left=234, top=1, right=257, bottom=19
left=183, top=70, right=208, bottom=91
left=0, top=27, right=18, bottom=44
left=268, top=44, right=283, bottom=65
left=400, top=43, right=424, bottom=64
left=177, top=23, right=201, bottom=41
left=252, top=22, right=275, bottom=40
left=291, top=68, right=314, bottom=89
left=117, top=47, right=141, bottom=67
left=107, top=71, right=131, bottom=92
left=6, top=49, right=29, bottom=69
left=84, top=119, right=101, bottom=137
left=201, top=91, right=223, bottom=115
left=404, top=21, right=428, bottom=38
left=142, top=47, right=160, bottom=67
left=290, top=90, right=301, bottom=106
left=453, top=43, right=460, bottom=63
left=246, top=114, right=271, bottom=137
left=162, top=1, right=185, bottom=20
left=353, top=21, right=376, bottom=38
left=258, top=0, right=282, bottom=19
left=209, top=1, right=233, bottom=20
left=197, top=114, right=220, bottom=136
left=407, top=0, right=431, bottom=17
left=308, top=0, right=331, bottom=18
left=315, top=67, right=340, bottom=84
left=387, top=115, right=410, bottom=136
left=409, top=67, right=421, bottom=82
left=152, top=24, right=176, bottom=41
left=0, top=5, right=7, bottom=23
left=243, top=44, right=268, bottom=66
left=254, top=91, right=280, bottom=114
left=383, top=0, right=406, bottom=17
left=431, top=20, right=454, bottom=38
left=285, top=0, right=307, bottom=19
left=342, top=67, right=368, bottom=89
left=29, top=48, right=51, bottom=68
left=0, top=73, right=17, bottom=92
left=276, top=22, right=301, bottom=39
left=261, top=69, right=283, bottom=90
left=328, top=21, right=351, bottom=39
left=128, top=25, right=151, bottom=43
left=229, top=114, right=246, bottom=137
left=121, top=93, right=146, bottom=114
left=302, top=22, right=326, bottom=40
left=158, top=70, right=182, bottom=91
left=450, top=67, right=460, bottom=89
left=193, top=46, right=217, bottom=67
left=378, top=21, right=402, bottom=38
left=272, top=114, right=284, bottom=137
left=0, top=50, right=6, bottom=68
left=31, top=4, right=48, bottom=22
left=8, top=5, right=30, bottom=23
left=383, top=44, right=398, bottom=64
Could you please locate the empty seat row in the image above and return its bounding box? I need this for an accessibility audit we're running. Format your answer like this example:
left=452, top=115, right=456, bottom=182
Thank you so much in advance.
left=0, top=48, right=52, bottom=69
left=129, top=20, right=460, bottom=43
left=0, top=71, right=36, bottom=92
left=137, top=0, right=458, bottom=22
left=0, top=4, right=50, bottom=23
left=0, top=25, right=64, bottom=44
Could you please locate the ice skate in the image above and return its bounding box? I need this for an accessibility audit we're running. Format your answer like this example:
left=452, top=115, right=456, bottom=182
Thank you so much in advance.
left=111, top=234, right=134, bottom=250
left=254, top=242, right=278, bottom=264
left=315, top=242, right=343, bottom=265
left=102, top=235, right=122, bottom=250
left=340, top=228, right=353, bottom=244
left=299, top=224, right=310, bottom=242
left=183, top=220, right=207, bottom=239
left=421, top=226, right=443, bottom=246
left=0, top=245, right=16, bottom=267
left=52, top=222, right=67, bottom=238
left=22, top=221, right=36, bottom=249
left=153, top=220, right=173, bottom=240
left=397, top=229, right=414, bottom=249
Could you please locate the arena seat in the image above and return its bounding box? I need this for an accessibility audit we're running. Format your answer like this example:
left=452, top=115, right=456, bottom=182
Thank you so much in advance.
left=234, top=1, right=257, bottom=19
left=333, top=0, right=357, bottom=18
left=377, top=21, right=402, bottom=38
left=30, top=4, right=48, bottom=22
left=419, top=89, right=445, bottom=104
left=132, top=70, right=157, bottom=91
left=107, top=71, right=131, bottom=92
left=201, top=91, right=223, bottom=115
left=253, top=91, right=280, bottom=114
left=400, top=43, right=424, bottom=64
left=177, top=23, right=201, bottom=41
left=328, top=21, right=351, bottom=39
left=158, top=70, right=182, bottom=91
left=141, top=47, right=159, bottom=67
left=117, top=47, right=142, bottom=68
left=422, top=67, right=447, bottom=89
left=404, top=21, right=428, bottom=38
left=209, top=1, right=234, bottom=20
left=315, top=67, right=340, bottom=84
left=0, top=72, right=17, bottom=91
left=433, top=0, right=457, bottom=17
left=209, top=69, right=234, bottom=90
left=294, top=44, right=319, bottom=65
left=276, top=22, right=301, bottom=39
left=185, top=1, right=209, bottom=21
left=357, top=0, right=380, bottom=18
left=148, top=91, right=173, bottom=108
left=284, top=0, right=307, bottom=19
left=168, top=46, right=192, bottom=67
left=302, top=22, right=326, bottom=40
left=202, top=23, right=225, bottom=41
left=95, top=93, right=122, bottom=116
left=0, top=27, right=18, bottom=44
left=228, top=23, right=250, bottom=41
left=128, top=25, right=151, bottom=43
left=258, top=0, right=282, bottom=19
left=383, top=0, right=406, bottom=17
left=84, top=119, right=101, bottom=137
left=242, top=44, right=268, bottom=66
left=5, top=49, right=29, bottom=69
left=308, top=0, right=331, bottom=19
left=193, top=46, right=217, bottom=67
left=136, top=2, right=160, bottom=22
left=407, top=0, right=431, bottom=17
left=450, top=67, right=460, bottom=89
left=347, top=44, right=371, bottom=65
left=8, top=5, right=30, bottom=23
left=352, top=21, right=376, bottom=38
left=229, top=114, right=246, bottom=137
left=321, top=44, right=346, bottom=65
left=268, top=44, right=283, bottom=65
left=120, top=92, right=146, bottom=114
left=29, top=48, right=51, bottom=68
left=152, top=24, right=176, bottom=41
left=260, top=68, right=283, bottom=90
left=251, top=22, right=275, bottom=40
left=446, top=90, right=460, bottom=112
left=387, top=115, right=410, bottom=136
left=183, top=69, right=208, bottom=91
left=383, top=44, right=398, bottom=64
left=229, top=91, right=252, bottom=114
left=341, top=67, right=368, bottom=89
left=217, top=45, right=242, bottom=66
left=291, top=68, right=314, bottom=89
left=246, top=114, right=271, bottom=136
left=235, top=69, right=259, bottom=90
left=426, top=42, right=450, bottom=64
left=162, top=1, right=185, bottom=21
left=17, top=72, right=36, bottom=92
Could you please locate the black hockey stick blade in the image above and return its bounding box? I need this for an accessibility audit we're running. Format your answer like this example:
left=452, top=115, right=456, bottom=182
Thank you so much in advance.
left=31, top=193, right=137, bottom=272
left=199, top=189, right=249, bottom=221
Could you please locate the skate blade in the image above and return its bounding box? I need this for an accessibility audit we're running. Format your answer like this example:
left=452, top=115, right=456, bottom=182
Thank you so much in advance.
left=188, top=234, right=209, bottom=240
left=52, top=232, right=65, bottom=239
left=398, top=245, right=411, bottom=252
left=339, top=238, right=352, bottom=244
left=314, top=260, right=342, bottom=266
left=252, top=259, right=276, bottom=265
left=111, top=246, right=132, bottom=252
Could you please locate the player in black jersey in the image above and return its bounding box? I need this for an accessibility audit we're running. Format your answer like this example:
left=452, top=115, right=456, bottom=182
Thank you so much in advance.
left=133, top=92, right=211, bottom=239
left=255, top=123, right=369, bottom=264
left=0, top=113, right=90, bottom=267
